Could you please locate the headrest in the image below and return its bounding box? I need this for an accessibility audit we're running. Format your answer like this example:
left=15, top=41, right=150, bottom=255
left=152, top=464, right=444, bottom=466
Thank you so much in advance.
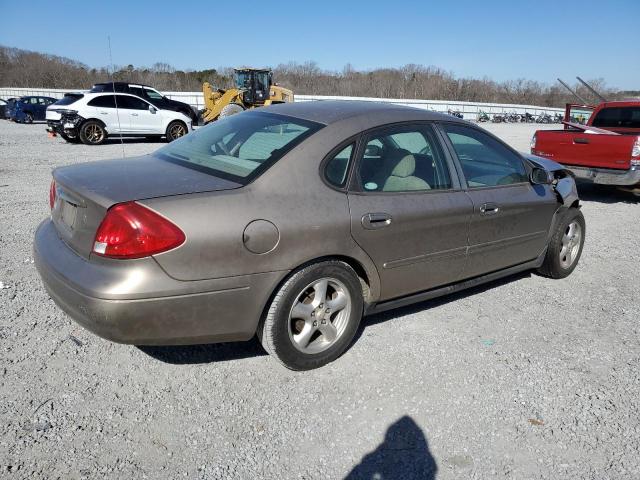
left=390, top=154, right=416, bottom=178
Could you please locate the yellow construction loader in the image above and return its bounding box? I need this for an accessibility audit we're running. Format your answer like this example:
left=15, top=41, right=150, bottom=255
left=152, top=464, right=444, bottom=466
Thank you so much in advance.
left=201, top=68, right=294, bottom=124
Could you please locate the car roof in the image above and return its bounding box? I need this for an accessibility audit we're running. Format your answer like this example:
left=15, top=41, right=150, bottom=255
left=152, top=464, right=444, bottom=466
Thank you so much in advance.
left=264, top=100, right=464, bottom=126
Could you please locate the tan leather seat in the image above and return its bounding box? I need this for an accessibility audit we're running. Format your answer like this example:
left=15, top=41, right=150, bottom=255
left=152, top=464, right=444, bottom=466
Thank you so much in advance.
left=383, top=154, right=431, bottom=191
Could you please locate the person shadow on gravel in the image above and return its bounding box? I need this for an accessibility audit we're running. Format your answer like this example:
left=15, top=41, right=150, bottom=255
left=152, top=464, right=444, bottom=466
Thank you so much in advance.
left=344, top=415, right=437, bottom=480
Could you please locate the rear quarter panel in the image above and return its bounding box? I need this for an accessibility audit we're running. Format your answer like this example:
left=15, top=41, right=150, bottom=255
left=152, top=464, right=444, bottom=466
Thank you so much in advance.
left=142, top=120, right=383, bottom=300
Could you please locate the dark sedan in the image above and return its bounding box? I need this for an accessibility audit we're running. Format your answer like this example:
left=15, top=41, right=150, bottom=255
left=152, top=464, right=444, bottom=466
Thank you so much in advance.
left=34, top=101, right=585, bottom=370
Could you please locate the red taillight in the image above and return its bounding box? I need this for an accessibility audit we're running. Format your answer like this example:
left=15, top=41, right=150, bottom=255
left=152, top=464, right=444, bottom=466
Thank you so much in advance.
left=49, top=180, right=56, bottom=210
left=93, top=202, right=185, bottom=259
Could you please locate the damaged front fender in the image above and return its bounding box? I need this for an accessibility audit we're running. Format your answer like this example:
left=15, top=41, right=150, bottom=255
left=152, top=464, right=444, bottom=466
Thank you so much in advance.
left=525, top=154, right=580, bottom=207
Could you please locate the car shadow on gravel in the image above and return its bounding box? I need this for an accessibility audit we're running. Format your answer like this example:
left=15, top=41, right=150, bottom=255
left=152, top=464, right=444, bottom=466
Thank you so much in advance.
left=137, top=338, right=267, bottom=365
left=358, top=271, right=531, bottom=336
left=576, top=182, right=638, bottom=204
left=344, top=415, right=437, bottom=479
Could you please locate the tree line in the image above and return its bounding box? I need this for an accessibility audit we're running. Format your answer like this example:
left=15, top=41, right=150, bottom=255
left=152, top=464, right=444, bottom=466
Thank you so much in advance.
left=1, top=45, right=636, bottom=107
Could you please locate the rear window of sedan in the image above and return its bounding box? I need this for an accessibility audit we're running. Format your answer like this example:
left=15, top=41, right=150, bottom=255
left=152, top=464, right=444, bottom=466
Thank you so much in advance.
left=156, top=111, right=322, bottom=184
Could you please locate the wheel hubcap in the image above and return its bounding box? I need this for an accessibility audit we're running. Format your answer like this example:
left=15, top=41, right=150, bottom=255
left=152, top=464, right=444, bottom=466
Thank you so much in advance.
left=559, top=220, right=582, bottom=269
left=288, top=278, right=351, bottom=354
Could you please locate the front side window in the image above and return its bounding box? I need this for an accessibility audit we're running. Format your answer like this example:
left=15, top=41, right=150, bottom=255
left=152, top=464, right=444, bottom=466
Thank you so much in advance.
left=157, top=112, right=322, bottom=183
left=358, top=125, right=452, bottom=192
left=118, top=96, right=149, bottom=110
left=325, top=144, right=353, bottom=187
left=592, top=107, right=640, bottom=129
left=144, top=88, right=164, bottom=100
left=442, top=124, right=528, bottom=188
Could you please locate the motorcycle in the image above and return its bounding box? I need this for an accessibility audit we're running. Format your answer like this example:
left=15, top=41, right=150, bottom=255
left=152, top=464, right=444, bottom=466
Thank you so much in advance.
left=477, top=111, right=490, bottom=123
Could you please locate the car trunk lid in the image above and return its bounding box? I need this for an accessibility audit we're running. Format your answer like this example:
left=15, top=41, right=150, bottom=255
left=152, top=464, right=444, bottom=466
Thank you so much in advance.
left=51, top=154, right=242, bottom=259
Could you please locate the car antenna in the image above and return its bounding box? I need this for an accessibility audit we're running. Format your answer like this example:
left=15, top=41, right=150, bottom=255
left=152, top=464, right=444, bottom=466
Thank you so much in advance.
left=576, top=76, right=608, bottom=103
left=108, top=36, right=126, bottom=158
left=557, top=78, right=589, bottom=104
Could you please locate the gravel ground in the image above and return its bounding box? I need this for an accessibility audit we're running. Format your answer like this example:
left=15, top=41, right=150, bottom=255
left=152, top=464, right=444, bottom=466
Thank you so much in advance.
left=1, top=119, right=639, bottom=480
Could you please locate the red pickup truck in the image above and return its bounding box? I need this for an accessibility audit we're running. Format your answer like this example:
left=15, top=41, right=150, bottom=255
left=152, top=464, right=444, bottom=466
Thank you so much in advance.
left=531, top=101, right=640, bottom=189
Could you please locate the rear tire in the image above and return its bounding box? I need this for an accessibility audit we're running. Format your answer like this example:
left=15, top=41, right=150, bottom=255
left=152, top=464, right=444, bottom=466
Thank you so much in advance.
left=258, top=261, right=363, bottom=370
left=79, top=120, right=106, bottom=145
left=165, top=121, right=187, bottom=142
left=24, top=113, right=34, bottom=124
left=537, top=208, right=585, bottom=279
left=219, top=103, right=244, bottom=119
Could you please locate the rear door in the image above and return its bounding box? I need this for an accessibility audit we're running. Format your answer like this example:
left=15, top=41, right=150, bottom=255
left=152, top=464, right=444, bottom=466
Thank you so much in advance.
left=347, top=123, right=473, bottom=301
left=440, top=123, right=558, bottom=278
left=86, top=95, right=129, bottom=132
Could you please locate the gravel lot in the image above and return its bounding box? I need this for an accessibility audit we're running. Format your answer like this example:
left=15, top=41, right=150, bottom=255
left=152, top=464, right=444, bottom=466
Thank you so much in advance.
left=1, top=119, right=639, bottom=480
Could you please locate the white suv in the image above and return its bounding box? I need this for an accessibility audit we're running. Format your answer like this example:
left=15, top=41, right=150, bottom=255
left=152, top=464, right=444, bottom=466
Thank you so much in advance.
left=46, top=92, right=193, bottom=145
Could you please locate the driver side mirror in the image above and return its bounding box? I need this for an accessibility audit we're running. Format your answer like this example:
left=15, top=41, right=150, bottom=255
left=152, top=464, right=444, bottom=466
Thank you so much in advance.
left=530, top=167, right=551, bottom=185
left=149, top=105, right=157, bottom=114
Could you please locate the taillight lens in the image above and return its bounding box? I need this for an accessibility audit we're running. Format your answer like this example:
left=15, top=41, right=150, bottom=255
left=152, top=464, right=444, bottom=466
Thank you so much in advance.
left=93, top=202, right=185, bottom=259
left=632, top=136, right=640, bottom=158
left=530, top=133, right=537, bottom=152
left=49, top=180, right=56, bottom=209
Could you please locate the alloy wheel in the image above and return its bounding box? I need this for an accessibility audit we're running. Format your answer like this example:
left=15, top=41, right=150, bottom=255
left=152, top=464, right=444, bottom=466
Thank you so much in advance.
left=559, top=220, right=582, bottom=269
left=288, top=278, right=352, bottom=354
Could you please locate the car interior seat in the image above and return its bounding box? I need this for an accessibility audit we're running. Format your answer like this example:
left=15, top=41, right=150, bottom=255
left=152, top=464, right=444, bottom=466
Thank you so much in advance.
left=383, top=154, right=431, bottom=191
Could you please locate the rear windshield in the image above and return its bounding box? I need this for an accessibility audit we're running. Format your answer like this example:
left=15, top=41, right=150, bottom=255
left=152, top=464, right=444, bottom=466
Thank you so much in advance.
left=592, top=107, right=640, bottom=129
left=54, top=94, right=84, bottom=106
left=156, top=112, right=323, bottom=184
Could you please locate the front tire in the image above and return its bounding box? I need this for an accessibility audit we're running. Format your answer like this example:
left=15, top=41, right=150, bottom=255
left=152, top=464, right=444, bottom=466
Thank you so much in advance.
left=24, top=113, right=34, bottom=124
left=258, top=261, right=364, bottom=370
left=165, top=121, right=187, bottom=142
left=79, top=120, right=106, bottom=145
left=538, top=208, right=585, bottom=279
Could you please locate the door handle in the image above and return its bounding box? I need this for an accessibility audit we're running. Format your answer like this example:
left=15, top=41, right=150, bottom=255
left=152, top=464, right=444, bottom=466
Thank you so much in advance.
left=131, top=113, right=139, bottom=116
left=479, top=203, right=499, bottom=215
left=574, top=138, right=589, bottom=144
left=99, top=111, right=108, bottom=115
left=362, top=213, right=392, bottom=229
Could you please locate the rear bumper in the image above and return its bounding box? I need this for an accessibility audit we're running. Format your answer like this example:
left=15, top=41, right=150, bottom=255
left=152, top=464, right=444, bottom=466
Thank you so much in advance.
left=34, top=219, right=285, bottom=345
left=567, top=164, right=640, bottom=186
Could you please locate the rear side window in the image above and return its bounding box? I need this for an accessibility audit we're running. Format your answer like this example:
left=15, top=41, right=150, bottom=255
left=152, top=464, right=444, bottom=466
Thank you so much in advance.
left=55, top=94, right=84, bottom=106
left=325, top=144, right=353, bottom=187
left=157, top=112, right=322, bottom=184
left=592, top=107, right=640, bottom=129
left=87, top=96, right=116, bottom=108
left=442, top=124, right=527, bottom=187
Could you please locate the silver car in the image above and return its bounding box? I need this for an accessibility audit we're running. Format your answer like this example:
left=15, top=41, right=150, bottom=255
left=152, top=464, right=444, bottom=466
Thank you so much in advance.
left=34, top=101, right=585, bottom=370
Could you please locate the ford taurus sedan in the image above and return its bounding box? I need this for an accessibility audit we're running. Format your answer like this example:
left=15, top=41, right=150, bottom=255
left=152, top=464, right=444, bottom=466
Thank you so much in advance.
left=34, top=101, right=585, bottom=370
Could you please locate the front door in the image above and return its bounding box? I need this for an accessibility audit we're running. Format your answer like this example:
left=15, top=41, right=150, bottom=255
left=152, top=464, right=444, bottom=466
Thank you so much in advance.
left=119, top=95, right=162, bottom=133
left=348, top=123, right=473, bottom=301
left=440, top=123, right=558, bottom=278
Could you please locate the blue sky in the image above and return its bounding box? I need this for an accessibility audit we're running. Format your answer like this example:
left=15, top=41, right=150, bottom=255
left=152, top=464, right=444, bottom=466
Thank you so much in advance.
left=1, top=0, right=638, bottom=89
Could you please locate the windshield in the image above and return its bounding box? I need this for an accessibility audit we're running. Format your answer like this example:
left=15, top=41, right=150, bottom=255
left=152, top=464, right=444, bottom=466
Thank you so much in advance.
left=156, top=112, right=323, bottom=184
left=235, top=71, right=252, bottom=90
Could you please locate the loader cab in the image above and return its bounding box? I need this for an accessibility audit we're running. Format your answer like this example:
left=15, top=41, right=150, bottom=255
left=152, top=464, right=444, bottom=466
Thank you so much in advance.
left=235, top=69, right=272, bottom=106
